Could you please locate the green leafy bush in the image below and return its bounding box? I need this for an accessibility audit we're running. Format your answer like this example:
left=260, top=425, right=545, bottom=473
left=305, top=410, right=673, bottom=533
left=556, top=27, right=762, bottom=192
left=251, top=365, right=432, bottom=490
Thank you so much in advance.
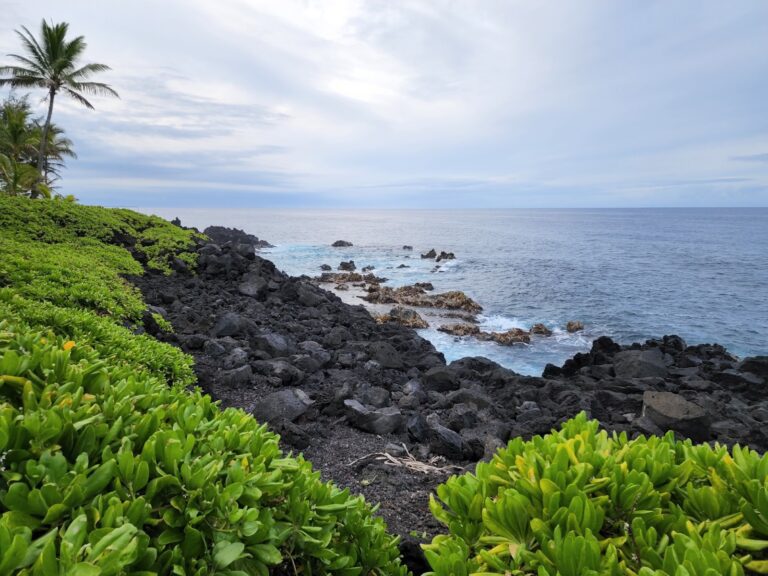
left=0, top=289, right=194, bottom=387
left=424, top=413, right=768, bottom=576
left=0, top=236, right=145, bottom=320
left=0, top=319, right=406, bottom=575
left=0, top=196, right=201, bottom=275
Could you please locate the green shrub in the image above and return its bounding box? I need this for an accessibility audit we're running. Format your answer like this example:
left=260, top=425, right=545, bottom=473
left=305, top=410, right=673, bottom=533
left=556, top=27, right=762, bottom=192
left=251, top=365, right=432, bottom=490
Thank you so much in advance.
left=0, top=289, right=194, bottom=387
left=0, top=319, right=407, bottom=575
left=0, top=236, right=145, bottom=321
left=424, top=413, right=768, bottom=575
left=0, top=196, right=201, bottom=275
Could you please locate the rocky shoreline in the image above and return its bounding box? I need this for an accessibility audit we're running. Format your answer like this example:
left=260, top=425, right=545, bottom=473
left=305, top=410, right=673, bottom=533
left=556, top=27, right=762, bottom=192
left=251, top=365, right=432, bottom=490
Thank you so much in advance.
left=133, top=226, right=767, bottom=572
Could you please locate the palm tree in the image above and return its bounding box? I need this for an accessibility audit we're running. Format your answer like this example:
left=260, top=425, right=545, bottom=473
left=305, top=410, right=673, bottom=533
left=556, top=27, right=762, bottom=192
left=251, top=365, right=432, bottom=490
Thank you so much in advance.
left=33, top=122, right=77, bottom=186
left=0, top=20, right=118, bottom=195
left=0, top=97, right=37, bottom=164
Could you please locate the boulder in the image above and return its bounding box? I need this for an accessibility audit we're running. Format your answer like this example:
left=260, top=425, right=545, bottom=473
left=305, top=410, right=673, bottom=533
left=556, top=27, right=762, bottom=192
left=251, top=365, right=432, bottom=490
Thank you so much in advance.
left=423, top=366, right=460, bottom=392
left=436, top=251, right=455, bottom=262
left=297, top=285, right=326, bottom=307
left=737, top=357, right=768, bottom=380
left=482, top=328, right=531, bottom=345
left=252, top=359, right=305, bottom=386
left=252, top=389, right=313, bottom=423
left=204, top=226, right=272, bottom=248
left=344, top=400, right=403, bottom=434
left=613, top=349, right=668, bottom=379
left=251, top=332, right=291, bottom=357
left=402, top=245, right=413, bottom=250
left=530, top=323, right=553, bottom=336
left=211, top=312, right=253, bottom=338
left=332, top=240, right=353, bottom=247
left=218, top=365, right=253, bottom=387
left=359, top=385, right=391, bottom=408
left=407, top=414, right=429, bottom=442
left=382, top=307, right=429, bottom=329
left=566, top=320, right=584, bottom=333
left=222, top=347, right=249, bottom=369
left=320, top=264, right=332, bottom=271
left=368, top=341, right=404, bottom=369
left=338, top=260, right=356, bottom=271
left=713, top=369, right=763, bottom=388
left=420, top=249, right=437, bottom=259
left=426, top=414, right=464, bottom=459
left=438, top=324, right=480, bottom=337
left=238, top=272, right=268, bottom=298
left=642, top=391, right=710, bottom=440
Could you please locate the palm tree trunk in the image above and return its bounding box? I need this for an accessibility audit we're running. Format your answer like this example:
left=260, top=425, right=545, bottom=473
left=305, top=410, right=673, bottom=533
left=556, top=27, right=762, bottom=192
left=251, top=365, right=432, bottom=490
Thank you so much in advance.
left=32, top=88, right=56, bottom=198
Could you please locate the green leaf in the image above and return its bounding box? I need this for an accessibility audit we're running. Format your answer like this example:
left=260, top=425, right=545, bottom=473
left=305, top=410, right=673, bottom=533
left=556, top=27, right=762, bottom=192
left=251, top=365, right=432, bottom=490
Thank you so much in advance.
left=214, top=542, right=245, bottom=568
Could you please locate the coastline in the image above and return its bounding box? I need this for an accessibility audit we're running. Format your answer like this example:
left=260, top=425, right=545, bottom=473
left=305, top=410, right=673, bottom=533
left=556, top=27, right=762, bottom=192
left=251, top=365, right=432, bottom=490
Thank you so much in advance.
left=133, top=223, right=768, bottom=564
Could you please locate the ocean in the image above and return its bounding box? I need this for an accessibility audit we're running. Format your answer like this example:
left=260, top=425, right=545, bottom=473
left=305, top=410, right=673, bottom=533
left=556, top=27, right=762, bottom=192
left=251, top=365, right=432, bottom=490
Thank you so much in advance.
left=143, top=208, right=768, bottom=376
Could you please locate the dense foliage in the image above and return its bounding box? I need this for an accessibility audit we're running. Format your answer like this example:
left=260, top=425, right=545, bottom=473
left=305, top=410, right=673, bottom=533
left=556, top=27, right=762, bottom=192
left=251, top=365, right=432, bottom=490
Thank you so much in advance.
left=0, top=197, right=407, bottom=575
left=0, top=20, right=118, bottom=197
left=0, top=319, right=406, bottom=575
left=424, top=413, right=768, bottom=575
left=0, top=98, right=75, bottom=198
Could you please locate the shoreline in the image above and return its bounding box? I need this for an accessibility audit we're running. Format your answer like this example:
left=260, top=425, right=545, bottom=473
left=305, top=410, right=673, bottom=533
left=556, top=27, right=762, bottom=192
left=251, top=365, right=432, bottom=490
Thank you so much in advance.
left=134, top=225, right=767, bottom=568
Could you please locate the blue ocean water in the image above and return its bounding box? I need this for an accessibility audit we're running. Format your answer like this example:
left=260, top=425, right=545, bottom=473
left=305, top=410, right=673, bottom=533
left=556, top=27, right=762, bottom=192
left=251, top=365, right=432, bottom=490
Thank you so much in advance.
left=145, top=208, right=768, bottom=376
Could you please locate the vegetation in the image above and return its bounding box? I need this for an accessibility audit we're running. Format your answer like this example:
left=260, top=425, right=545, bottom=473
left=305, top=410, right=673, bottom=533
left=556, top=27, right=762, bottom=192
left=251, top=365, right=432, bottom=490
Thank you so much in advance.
left=0, top=197, right=407, bottom=574
left=0, top=20, right=117, bottom=196
left=0, top=97, right=76, bottom=198
left=424, top=413, right=768, bottom=576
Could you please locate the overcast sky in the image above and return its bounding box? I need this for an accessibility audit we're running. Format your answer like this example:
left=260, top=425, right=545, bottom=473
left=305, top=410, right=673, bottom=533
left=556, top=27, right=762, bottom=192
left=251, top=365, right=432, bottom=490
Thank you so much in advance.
left=2, top=1, right=767, bottom=208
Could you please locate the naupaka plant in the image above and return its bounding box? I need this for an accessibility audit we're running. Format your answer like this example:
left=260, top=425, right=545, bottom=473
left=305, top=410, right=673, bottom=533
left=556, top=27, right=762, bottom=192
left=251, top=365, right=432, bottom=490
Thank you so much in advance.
left=425, top=413, right=768, bottom=575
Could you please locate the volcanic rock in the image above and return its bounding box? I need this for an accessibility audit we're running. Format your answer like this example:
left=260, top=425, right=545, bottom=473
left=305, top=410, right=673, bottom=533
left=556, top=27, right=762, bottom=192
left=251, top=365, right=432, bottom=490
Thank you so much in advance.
left=332, top=240, right=353, bottom=247
left=344, top=400, right=403, bottom=434
left=252, top=388, right=314, bottom=423
left=379, top=307, right=429, bottom=329
left=530, top=323, right=553, bottom=336
left=642, top=391, right=710, bottom=440
left=566, top=320, right=584, bottom=332
left=614, top=349, right=668, bottom=379
left=438, top=324, right=480, bottom=337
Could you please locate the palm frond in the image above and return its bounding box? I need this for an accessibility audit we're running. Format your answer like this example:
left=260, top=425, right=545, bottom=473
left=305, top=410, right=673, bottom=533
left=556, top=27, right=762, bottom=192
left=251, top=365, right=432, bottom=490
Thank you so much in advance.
left=0, top=73, right=48, bottom=89
left=6, top=53, right=47, bottom=76
left=15, top=25, right=48, bottom=68
left=67, top=81, right=119, bottom=99
left=61, top=87, right=94, bottom=109
left=62, top=35, right=87, bottom=66
left=67, top=62, right=111, bottom=80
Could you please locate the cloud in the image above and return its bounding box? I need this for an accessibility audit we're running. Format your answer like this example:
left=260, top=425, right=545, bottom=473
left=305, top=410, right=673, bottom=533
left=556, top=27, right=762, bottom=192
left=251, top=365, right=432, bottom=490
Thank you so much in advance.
left=1, top=0, right=767, bottom=207
left=732, top=153, right=768, bottom=164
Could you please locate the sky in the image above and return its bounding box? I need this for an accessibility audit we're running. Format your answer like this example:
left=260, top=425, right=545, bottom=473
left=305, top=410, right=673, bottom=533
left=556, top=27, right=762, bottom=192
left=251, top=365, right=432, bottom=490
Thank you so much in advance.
left=1, top=1, right=767, bottom=208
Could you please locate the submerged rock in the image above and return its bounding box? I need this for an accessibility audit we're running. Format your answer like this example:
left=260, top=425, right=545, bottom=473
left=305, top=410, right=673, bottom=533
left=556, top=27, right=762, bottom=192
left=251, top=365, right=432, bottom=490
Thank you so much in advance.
left=566, top=320, right=584, bottom=332
left=364, top=285, right=482, bottom=313
left=438, top=324, right=480, bottom=337
left=480, top=329, right=531, bottom=346
left=332, top=240, right=353, bottom=247
left=530, top=323, right=553, bottom=336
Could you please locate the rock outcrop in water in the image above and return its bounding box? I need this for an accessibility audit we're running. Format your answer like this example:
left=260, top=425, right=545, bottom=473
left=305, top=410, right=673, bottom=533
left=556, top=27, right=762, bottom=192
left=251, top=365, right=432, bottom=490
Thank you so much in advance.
left=363, top=285, right=483, bottom=313
left=133, top=226, right=768, bottom=562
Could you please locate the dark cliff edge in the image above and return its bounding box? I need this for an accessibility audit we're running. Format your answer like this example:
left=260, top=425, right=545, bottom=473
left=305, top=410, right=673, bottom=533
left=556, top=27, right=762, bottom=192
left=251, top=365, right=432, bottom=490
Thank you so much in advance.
left=132, top=226, right=768, bottom=570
